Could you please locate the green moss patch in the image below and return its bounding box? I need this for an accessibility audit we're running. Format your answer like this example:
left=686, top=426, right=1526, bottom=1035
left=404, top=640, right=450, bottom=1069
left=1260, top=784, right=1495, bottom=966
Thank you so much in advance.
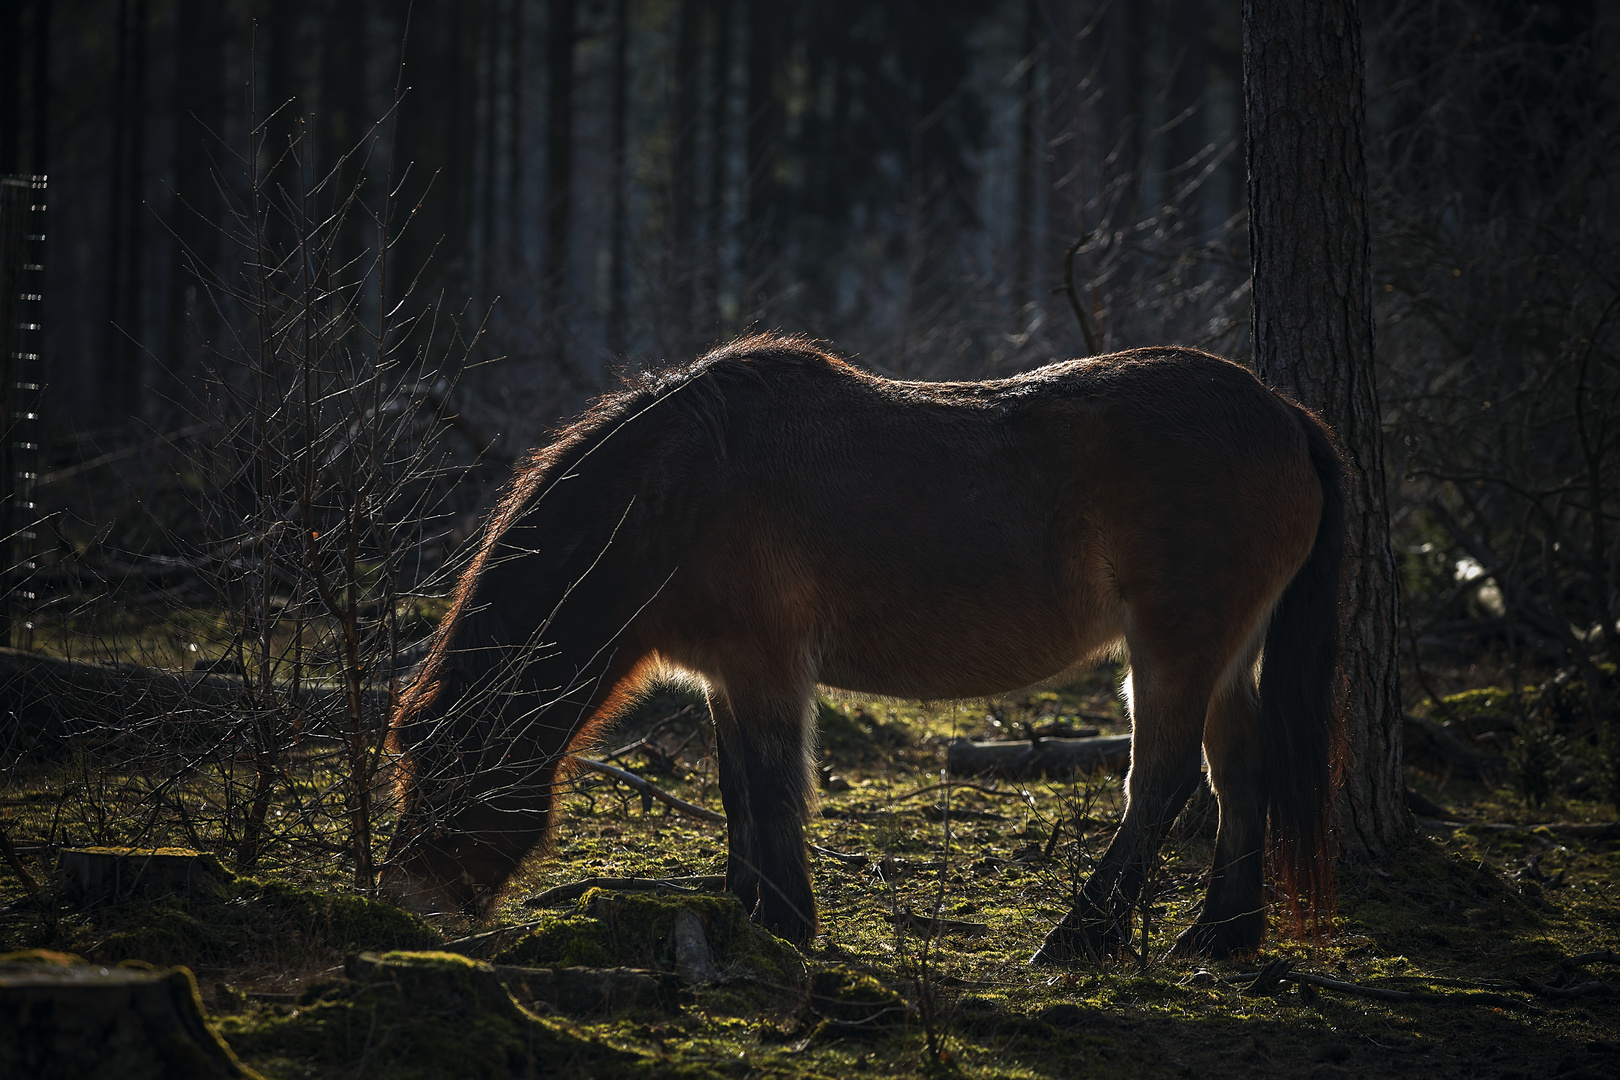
left=805, top=966, right=914, bottom=1037
left=46, top=875, right=442, bottom=970
left=235, top=879, right=442, bottom=953
left=222, top=950, right=713, bottom=1080
left=492, top=891, right=804, bottom=987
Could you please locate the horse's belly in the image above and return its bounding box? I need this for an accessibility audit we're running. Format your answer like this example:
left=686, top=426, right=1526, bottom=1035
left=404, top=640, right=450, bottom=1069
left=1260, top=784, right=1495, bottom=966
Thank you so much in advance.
left=814, top=602, right=1118, bottom=700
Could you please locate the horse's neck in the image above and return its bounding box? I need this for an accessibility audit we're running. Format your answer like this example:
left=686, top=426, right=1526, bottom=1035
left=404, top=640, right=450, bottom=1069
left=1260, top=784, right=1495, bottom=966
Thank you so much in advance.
left=448, top=529, right=652, bottom=702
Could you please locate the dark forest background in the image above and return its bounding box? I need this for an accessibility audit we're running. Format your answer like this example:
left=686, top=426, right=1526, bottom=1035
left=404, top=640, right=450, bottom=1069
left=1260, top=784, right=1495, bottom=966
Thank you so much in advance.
left=3, top=0, right=1619, bottom=693
left=8, top=0, right=1282, bottom=447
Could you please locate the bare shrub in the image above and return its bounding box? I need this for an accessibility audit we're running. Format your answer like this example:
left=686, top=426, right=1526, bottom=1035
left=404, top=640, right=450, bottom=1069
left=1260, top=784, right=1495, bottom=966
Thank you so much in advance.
left=1374, top=2, right=1620, bottom=793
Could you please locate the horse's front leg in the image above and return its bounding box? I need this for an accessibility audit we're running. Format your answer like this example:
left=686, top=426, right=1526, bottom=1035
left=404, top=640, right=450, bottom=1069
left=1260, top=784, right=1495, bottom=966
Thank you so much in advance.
left=707, top=684, right=817, bottom=944
left=1033, top=668, right=1206, bottom=964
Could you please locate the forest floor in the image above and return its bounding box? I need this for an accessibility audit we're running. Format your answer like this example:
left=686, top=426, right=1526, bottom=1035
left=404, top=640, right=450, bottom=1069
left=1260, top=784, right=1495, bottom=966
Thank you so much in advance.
left=3, top=669, right=1619, bottom=1079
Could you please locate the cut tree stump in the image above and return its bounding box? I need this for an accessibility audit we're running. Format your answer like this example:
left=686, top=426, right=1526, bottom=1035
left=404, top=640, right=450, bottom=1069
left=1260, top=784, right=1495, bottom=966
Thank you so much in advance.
left=60, top=847, right=233, bottom=902
left=945, top=734, right=1132, bottom=779
left=342, top=950, right=530, bottom=1021
left=0, top=954, right=262, bottom=1079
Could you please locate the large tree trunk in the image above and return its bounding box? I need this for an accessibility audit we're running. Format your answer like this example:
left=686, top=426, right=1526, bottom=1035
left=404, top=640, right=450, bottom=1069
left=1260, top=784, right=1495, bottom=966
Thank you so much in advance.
left=1244, top=0, right=1410, bottom=860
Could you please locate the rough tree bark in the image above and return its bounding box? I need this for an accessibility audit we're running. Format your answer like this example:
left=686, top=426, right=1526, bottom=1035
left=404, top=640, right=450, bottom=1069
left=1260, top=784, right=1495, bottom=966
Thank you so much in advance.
left=1244, top=0, right=1411, bottom=860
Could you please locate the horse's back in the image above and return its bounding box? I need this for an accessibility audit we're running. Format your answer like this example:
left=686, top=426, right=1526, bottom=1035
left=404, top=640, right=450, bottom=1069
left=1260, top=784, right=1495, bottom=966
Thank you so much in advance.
left=647, top=345, right=1323, bottom=698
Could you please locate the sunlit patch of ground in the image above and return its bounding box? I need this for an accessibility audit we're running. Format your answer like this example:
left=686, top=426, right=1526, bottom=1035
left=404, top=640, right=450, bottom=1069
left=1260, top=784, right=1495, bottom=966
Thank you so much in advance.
left=3, top=672, right=1618, bottom=1078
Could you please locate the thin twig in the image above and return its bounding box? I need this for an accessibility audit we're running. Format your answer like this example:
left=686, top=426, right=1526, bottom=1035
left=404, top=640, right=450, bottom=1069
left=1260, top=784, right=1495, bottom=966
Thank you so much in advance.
left=569, top=757, right=726, bottom=823
left=809, top=843, right=870, bottom=869
left=1516, top=976, right=1613, bottom=998
left=1057, top=236, right=1100, bottom=356
left=522, top=874, right=726, bottom=908
left=889, top=781, right=1036, bottom=805
left=1567, top=949, right=1620, bottom=968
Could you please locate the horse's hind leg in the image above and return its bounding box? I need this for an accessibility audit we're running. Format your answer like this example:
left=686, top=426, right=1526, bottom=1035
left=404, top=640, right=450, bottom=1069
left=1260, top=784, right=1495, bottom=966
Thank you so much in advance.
left=1033, top=658, right=1209, bottom=963
left=1172, top=662, right=1266, bottom=958
left=707, top=682, right=817, bottom=944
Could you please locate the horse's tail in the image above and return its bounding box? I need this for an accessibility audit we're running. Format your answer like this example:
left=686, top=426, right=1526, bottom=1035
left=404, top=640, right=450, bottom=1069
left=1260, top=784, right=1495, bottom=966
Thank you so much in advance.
left=1259, top=402, right=1347, bottom=939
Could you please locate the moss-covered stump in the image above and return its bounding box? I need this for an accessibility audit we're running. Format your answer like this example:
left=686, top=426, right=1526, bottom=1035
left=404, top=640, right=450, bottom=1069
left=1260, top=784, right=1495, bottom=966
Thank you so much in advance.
left=489, top=964, right=680, bottom=1014
left=0, top=950, right=262, bottom=1080
left=63, top=874, right=442, bottom=969
left=224, top=951, right=698, bottom=1079
left=62, top=846, right=235, bottom=902
left=489, top=891, right=805, bottom=989
left=804, top=966, right=914, bottom=1038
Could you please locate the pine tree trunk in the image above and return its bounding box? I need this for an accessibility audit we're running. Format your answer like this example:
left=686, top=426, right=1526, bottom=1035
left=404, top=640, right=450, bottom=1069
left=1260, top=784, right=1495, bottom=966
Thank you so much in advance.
left=1011, top=0, right=1036, bottom=322
left=1100, top=0, right=1140, bottom=235
left=669, top=0, right=700, bottom=356
left=706, top=0, right=733, bottom=340
left=1243, top=0, right=1410, bottom=861
left=545, top=0, right=575, bottom=361
left=605, top=0, right=629, bottom=363
left=743, top=0, right=782, bottom=323
left=1168, top=0, right=1209, bottom=239
left=319, top=0, right=368, bottom=279
left=1042, top=1, right=1081, bottom=352
left=167, top=0, right=223, bottom=413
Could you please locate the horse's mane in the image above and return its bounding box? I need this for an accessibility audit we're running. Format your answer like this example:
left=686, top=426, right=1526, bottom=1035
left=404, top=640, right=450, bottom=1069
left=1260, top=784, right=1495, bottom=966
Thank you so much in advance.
left=489, top=333, right=852, bottom=536
left=393, top=333, right=852, bottom=735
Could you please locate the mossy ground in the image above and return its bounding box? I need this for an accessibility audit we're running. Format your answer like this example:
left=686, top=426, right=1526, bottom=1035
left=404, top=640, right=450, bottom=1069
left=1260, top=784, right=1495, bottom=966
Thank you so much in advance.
left=4, top=669, right=1618, bottom=1078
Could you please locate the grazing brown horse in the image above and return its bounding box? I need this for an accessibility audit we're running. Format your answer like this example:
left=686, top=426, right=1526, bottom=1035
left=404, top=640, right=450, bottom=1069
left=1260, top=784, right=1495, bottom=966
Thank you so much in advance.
left=382, top=334, right=1344, bottom=960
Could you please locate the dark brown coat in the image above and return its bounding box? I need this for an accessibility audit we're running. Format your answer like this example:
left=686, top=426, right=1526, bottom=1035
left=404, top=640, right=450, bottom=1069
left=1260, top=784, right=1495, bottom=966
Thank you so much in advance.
left=383, top=335, right=1344, bottom=958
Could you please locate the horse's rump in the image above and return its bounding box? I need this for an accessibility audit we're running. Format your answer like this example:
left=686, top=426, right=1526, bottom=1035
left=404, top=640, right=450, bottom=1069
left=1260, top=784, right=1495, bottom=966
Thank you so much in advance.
left=649, top=343, right=1322, bottom=704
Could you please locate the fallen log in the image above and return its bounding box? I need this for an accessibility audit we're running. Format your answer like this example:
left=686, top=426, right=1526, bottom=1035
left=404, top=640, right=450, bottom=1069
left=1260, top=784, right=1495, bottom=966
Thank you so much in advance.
left=569, top=757, right=727, bottom=823
left=0, top=647, right=392, bottom=758
left=1403, top=714, right=1502, bottom=781
left=347, top=949, right=681, bottom=1013
left=0, top=952, right=262, bottom=1079
left=945, top=734, right=1132, bottom=779
left=1417, top=819, right=1620, bottom=841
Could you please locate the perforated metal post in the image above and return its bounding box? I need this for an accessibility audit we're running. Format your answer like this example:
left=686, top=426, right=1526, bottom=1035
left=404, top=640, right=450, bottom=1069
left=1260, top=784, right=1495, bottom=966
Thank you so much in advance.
left=0, top=175, right=46, bottom=649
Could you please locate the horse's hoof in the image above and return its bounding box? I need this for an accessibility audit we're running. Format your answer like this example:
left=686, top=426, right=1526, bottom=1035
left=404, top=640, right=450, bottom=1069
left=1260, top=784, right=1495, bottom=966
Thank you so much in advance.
left=1169, top=916, right=1262, bottom=960
left=753, top=898, right=817, bottom=947
left=1168, top=925, right=1214, bottom=959
left=1029, top=945, right=1061, bottom=966
left=1030, top=925, right=1079, bottom=965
